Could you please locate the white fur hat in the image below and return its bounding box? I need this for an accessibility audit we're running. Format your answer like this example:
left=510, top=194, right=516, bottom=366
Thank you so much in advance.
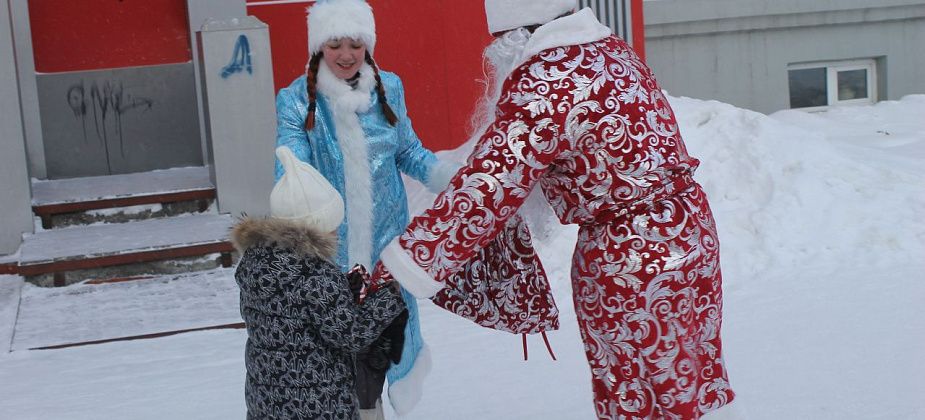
left=484, top=0, right=578, bottom=34
left=307, top=0, right=377, bottom=55
left=271, top=147, right=345, bottom=232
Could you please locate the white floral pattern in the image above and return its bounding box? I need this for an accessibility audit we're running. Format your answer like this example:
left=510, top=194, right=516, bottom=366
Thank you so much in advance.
left=433, top=214, right=559, bottom=334
left=384, top=35, right=735, bottom=419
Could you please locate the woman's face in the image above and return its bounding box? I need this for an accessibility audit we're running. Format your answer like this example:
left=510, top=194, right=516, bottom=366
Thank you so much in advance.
left=321, top=38, right=367, bottom=80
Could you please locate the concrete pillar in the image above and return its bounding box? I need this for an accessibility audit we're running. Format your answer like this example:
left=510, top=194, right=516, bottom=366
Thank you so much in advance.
left=186, top=0, right=247, bottom=169
left=8, top=0, right=45, bottom=179
left=197, top=16, right=276, bottom=218
left=1, top=0, right=34, bottom=254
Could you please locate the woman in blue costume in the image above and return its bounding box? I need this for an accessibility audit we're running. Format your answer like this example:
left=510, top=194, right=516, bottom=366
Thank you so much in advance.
left=274, top=0, right=457, bottom=417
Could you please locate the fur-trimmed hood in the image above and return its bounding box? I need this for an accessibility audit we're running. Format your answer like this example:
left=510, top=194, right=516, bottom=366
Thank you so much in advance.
left=231, top=217, right=338, bottom=261
left=307, top=0, right=377, bottom=55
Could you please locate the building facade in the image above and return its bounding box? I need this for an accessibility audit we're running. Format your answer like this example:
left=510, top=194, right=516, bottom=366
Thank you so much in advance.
left=644, top=0, right=925, bottom=114
left=0, top=0, right=645, bottom=257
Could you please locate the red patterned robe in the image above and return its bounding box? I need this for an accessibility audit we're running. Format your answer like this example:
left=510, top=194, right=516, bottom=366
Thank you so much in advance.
left=375, top=9, right=736, bottom=419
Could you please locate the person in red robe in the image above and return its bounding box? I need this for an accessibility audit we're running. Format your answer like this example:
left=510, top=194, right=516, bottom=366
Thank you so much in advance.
left=372, top=1, right=742, bottom=418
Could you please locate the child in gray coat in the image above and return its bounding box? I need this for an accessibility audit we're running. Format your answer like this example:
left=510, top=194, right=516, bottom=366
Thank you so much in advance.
left=232, top=147, right=404, bottom=419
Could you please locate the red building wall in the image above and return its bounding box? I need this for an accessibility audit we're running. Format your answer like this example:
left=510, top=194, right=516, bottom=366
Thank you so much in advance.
left=27, top=0, right=644, bottom=152
left=247, top=0, right=646, bottom=152
left=29, top=0, right=191, bottom=73
left=247, top=0, right=490, bottom=152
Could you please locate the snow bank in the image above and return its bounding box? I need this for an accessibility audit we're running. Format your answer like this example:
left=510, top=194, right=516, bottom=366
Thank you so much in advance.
left=0, top=276, right=24, bottom=353
left=2, top=95, right=922, bottom=420
left=675, top=94, right=925, bottom=286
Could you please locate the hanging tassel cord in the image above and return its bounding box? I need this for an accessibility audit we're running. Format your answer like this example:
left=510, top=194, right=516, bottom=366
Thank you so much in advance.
left=522, top=332, right=557, bottom=361
left=541, top=331, right=557, bottom=361
left=522, top=333, right=529, bottom=361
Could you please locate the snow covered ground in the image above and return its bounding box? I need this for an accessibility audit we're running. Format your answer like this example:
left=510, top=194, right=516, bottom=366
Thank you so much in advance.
left=10, top=268, right=241, bottom=351
left=1, top=95, right=923, bottom=419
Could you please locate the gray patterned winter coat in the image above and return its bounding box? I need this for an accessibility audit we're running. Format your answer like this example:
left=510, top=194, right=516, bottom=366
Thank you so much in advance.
left=231, top=218, right=405, bottom=420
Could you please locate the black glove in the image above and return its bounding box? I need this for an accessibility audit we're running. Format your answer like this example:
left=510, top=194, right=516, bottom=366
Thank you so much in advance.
left=354, top=309, right=408, bottom=409
left=381, top=308, right=409, bottom=364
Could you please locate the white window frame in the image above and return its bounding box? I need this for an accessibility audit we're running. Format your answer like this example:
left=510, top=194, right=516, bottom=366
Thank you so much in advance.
left=788, top=59, right=877, bottom=111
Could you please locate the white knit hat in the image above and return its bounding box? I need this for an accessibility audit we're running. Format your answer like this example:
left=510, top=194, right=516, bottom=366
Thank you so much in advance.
left=307, top=0, right=377, bottom=55
left=271, top=147, right=345, bottom=232
left=484, top=0, right=578, bottom=34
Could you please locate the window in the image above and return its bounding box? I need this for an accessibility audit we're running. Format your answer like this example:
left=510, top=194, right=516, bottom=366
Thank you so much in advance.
left=789, top=67, right=827, bottom=108
left=788, top=60, right=877, bottom=110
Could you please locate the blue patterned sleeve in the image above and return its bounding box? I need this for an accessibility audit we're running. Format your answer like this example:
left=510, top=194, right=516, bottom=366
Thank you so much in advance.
left=274, top=85, right=311, bottom=181
left=389, top=74, right=438, bottom=184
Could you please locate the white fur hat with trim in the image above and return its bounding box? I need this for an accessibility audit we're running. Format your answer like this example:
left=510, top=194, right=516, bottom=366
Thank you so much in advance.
left=484, top=0, right=578, bottom=34
left=307, top=0, right=377, bottom=55
left=271, top=147, right=345, bottom=232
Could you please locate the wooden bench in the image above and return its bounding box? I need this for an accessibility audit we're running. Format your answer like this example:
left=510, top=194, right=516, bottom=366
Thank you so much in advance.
left=31, top=167, right=217, bottom=229
left=33, top=189, right=216, bottom=229
left=17, top=213, right=236, bottom=287
left=0, top=261, right=17, bottom=275
left=17, top=242, right=234, bottom=287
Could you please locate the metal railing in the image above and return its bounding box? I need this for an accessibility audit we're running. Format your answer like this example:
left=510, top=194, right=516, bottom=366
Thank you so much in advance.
left=579, top=0, right=633, bottom=43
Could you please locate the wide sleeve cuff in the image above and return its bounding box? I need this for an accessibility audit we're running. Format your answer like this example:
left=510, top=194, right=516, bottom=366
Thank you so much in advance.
left=379, top=239, right=444, bottom=299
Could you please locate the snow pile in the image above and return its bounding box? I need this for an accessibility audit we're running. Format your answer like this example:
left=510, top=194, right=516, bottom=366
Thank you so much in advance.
left=12, top=268, right=241, bottom=351
left=0, top=277, right=23, bottom=353
left=1, top=95, right=922, bottom=420
left=674, top=94, right=925, bottom=286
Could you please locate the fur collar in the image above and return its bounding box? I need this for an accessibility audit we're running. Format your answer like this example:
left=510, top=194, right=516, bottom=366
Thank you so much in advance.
left=231, top=217, right=338, bottom=261
left=317, top=61, right=377, bottom=113
left=515, top=8, right=612, bottom=71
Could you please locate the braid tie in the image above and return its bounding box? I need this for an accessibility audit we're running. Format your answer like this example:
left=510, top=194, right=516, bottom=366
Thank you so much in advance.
left=304, top=53, right=323, bottom=131
left=365, top=51, right=398, bottom=126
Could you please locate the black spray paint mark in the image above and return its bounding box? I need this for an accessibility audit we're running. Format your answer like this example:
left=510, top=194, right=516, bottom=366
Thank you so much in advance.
left=221, top=34, right=253, bottom=79
left=66, top=80, right=154, bottom=161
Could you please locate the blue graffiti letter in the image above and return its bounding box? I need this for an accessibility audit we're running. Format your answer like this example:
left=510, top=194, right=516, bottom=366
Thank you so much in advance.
left=221, top=35, right=253, bottom=79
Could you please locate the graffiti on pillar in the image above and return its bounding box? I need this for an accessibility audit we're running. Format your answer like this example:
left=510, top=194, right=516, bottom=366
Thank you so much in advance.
left=221, top=35, right=253, bottom=79
left=66, top=80, right=155, bottom=157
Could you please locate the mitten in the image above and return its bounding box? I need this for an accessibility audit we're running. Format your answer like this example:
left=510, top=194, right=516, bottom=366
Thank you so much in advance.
left=345, top=264, right=368, bottom=303
left=365, top=261, right=396, bottom=296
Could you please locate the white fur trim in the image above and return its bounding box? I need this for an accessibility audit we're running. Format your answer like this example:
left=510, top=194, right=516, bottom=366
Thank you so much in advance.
left=380, top=240, right=444, bottom=299
left=319, top=61, right=377, bottom=269
left=317, top=61, right=376, bottom=113
left=387, top=344, right=432, bottom=416
left=484, top=0, right=578, bottom=34
left=424, top=160, right=464, bottom=194
left=514, top=8, right=612, bottom=71
left=308, top=0, right=377, bottom=55
left=701, top=400, right=747, bottom=420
